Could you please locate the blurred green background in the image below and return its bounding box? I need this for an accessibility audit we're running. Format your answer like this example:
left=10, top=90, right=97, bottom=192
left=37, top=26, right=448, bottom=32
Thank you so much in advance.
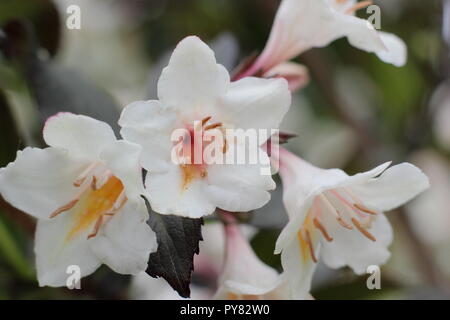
left=0, top=0, right=449, bottom=300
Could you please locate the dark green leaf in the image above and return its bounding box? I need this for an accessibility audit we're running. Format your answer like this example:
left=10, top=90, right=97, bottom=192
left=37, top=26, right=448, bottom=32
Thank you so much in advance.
left=142, top=196, right=203, bottom=298
left=0, top=90, right=20, bottom=167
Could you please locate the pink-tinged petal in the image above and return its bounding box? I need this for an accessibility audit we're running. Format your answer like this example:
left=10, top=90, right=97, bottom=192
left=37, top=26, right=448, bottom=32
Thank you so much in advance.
left=246, top=0, right=391, bottom=75
left=0, top=147, right=90, bottom=220
left=214, top=222, right=280, bottom=299
left=264, top=62, right=310, bottom=92
left=157, top=36, right=230, bottom=114
left=43, top=113, right=116, bottom=160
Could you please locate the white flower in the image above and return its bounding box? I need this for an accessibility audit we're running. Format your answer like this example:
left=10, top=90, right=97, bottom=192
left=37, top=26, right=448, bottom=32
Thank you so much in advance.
left=214, top=219, right=282, bottom=300
left=407, top=150, right=450, bottom=246
left=119, top=36, right=291, bottom=218
left=274, top=147, right=429, bottom=299
left=242, top=0, right=407, bottom=77
left=0, top=113, right=157, bottom=287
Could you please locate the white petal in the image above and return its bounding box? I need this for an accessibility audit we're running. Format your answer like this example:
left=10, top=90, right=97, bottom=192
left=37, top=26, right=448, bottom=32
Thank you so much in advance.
left=218, top=77, right=291, bottom=133
left=205, top=149, right=275, bottom=213
left=119, top=100, right=176, bottom=173
left=145, top=166, right=216, bottom=218
left=35, top=213, right=101, bottom=287
left=255, top=0, right=386, bottom=71
left=43, top=113, right=116, bottom=160
left=100, top=140, right=145, bottom=202
left=280, top=236, right=318, bottom=299
left=350, top=163, right=430, bottom=211
left=0, top=147, right=90, bottom=220
left=321, top=213, right=393, bottom=274
left=375, top=32, right=407, bottom=67
left=89, top=200, right=157, bottom=275
left=157, top=36, right=229, bottom=113
left=215, top=224, right=280, bottom=298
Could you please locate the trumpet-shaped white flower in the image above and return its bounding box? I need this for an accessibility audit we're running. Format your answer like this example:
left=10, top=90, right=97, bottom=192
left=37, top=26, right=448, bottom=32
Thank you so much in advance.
left=119, top=36, right=291, bottom=218
left=274, top=148, right=429, bottom=299
left=0, top=113, right=156, bottom=287
left=242, top=0, right=407, bottom=78
left=214, top=219, right=282, bottom=300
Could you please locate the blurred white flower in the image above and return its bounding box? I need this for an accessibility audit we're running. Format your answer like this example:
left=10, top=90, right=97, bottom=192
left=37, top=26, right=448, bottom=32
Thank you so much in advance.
left=431, top=82, right=450, bottom=151
left=240, top=0, right=407, bottom=78
left=407, top=150, right=450, bottom=245
left=214, top=219, right=282, bottom=300
left=274, top=147, right=429, bottom=299
left=119, top=36, right=291, bottom=218
left=0, top=113, right=156, bottom=287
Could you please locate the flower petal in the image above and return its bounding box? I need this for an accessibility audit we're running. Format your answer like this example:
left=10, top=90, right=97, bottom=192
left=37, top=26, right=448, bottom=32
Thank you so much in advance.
left=205, top=149, right=275, bottom=213
left=255, top=0, right=386, bottom=71
left=321, top=213, right=393, bottom=274
left=44, top=113, right=116, bottom=160
left=119, top=100, right=177, bottom=173
left=215, top=223, right=280, bottom=298
left=157, top=36, right=229, bottom=113
left=350, top=163, right=430, bottom=211
left=280, top=235, right=319, bottom=299
left=89, top=200, right=157, bottom=275
left=219, top=77, right=290, bottom=133
left=100, top=140, right=145, bottom=202
left=144, top=167, right=216, bottom=218
left=375, top=32, right=407, bottom=67
left=0, top=147, right=89, bottom=220
left=35, top=213, right=101, bottom=287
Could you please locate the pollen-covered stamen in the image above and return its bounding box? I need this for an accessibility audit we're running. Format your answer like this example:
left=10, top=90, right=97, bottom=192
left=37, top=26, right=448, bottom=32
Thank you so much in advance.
left=351, top=217, right=377, bottom=241
left=92, top=170, right=113, bottom=190
left=201, top=116, right=212, bottom=126
left=345, top=0, right=373, bottom=14
left=73, top=163, right=99, bottom=187
left=49, top=199, right=79, bottom=218
left=204, top=122, right=222, bottom=131
left=304, top=229, right=318, bottom=263
left=313, top=218, right=333, bottom=242
left=87, top=215, right=103, bottom=239
left=354, top=204, right=377, bottom=215
left=318, top=194, right=353, bottom=230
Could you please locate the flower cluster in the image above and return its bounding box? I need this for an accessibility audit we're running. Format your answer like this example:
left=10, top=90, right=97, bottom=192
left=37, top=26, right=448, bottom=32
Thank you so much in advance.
left=0, top=0, right=429, bottom=299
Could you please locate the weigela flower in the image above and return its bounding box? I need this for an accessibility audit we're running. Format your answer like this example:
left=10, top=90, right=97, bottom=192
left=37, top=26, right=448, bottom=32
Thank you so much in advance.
left=214, top=218, right=282, bottom=300
left=242, top=0, right=407, bottom=78
left=274, top=147, right=429, bottom=299
left=119, top=36, right=291, bottom=218
left=0, top=113, right=156, bottom=287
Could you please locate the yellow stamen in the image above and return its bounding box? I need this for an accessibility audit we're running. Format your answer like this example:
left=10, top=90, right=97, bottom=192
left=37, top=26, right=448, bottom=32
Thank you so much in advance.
left=354, top=203, right=377, bottom=215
